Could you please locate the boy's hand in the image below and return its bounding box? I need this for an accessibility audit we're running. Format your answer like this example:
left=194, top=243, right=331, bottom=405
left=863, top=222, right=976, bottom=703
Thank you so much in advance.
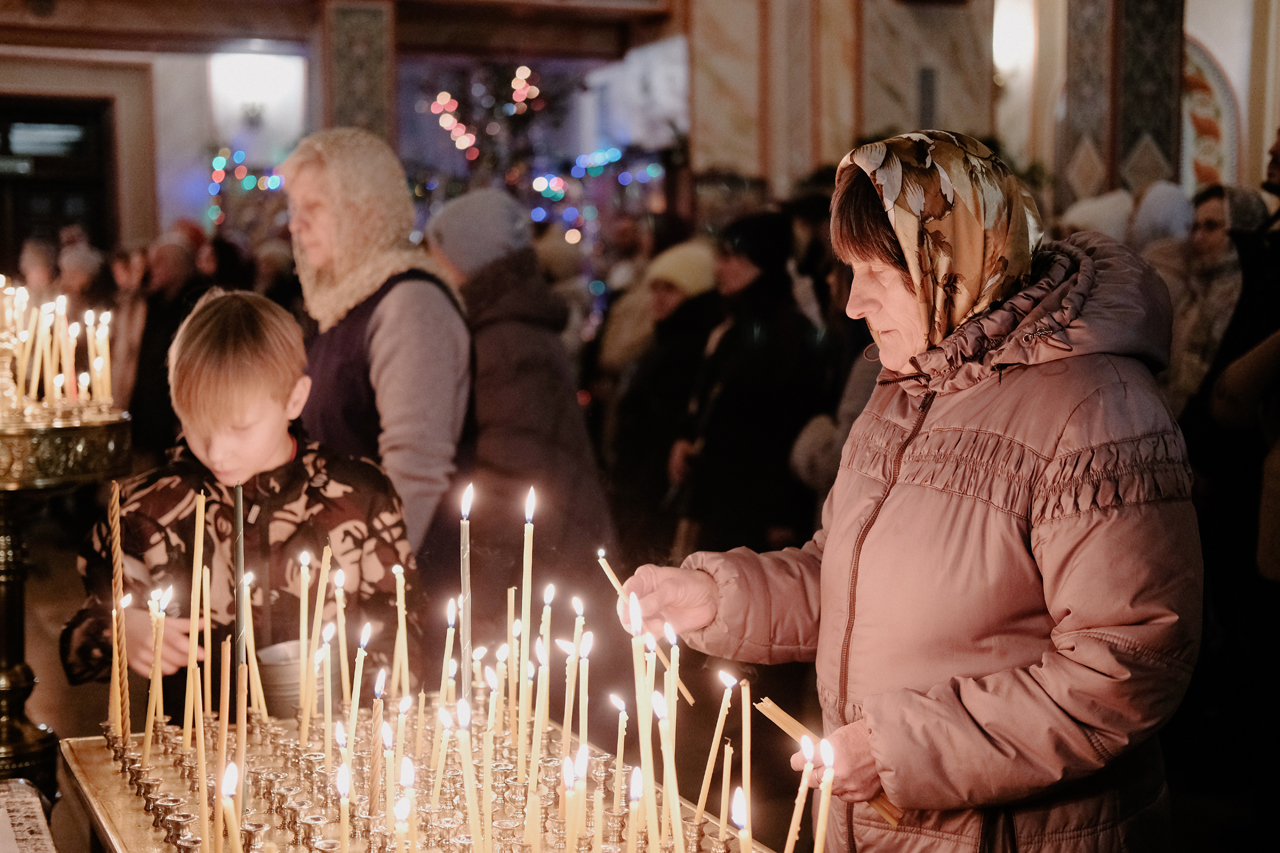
left=122, top=609, right=203, bottom=677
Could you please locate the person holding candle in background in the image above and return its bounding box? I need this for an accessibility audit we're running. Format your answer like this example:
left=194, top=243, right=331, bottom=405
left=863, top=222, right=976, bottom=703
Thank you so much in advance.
left=617, top=132, right=1202, bottom=852
left=60, top=290, right=414, bottom=717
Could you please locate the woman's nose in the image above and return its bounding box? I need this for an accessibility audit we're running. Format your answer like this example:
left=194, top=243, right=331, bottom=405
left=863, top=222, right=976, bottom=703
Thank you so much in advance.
left=845, top=286, right=878, bottom=320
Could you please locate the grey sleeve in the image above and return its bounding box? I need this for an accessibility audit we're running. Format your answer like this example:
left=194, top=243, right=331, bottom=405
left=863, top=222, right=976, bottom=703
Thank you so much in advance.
left=367, top=281, right=471, bottom=550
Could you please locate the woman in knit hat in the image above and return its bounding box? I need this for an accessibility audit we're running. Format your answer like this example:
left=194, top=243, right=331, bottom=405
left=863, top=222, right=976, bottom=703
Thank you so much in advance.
left=609, top=239, right=720, bottom=567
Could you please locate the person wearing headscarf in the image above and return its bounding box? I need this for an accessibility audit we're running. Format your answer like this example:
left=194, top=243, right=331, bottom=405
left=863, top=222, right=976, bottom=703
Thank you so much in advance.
left=1127, top=179, right=1194, bottom=251
left=1143, top=184, right=1268, bottom=417
left=609, top=239, right=720, bottom=567
left=423, top=188, right=615, bottom=641
left=667, top=212, right=826, bottom=556
left=621, top=132, right=1201, bottom=852
left=278, top=128, right=470, bottom=572
left=1057, top=188, right=1133, bottom=243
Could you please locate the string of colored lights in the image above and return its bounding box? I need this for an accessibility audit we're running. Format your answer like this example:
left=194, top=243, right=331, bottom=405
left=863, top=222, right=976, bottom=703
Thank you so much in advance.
left=207, top=147, right=284, bottom=225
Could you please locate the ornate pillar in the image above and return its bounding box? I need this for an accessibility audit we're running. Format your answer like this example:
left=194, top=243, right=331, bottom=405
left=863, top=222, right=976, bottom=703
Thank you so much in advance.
left=1059, top=0, right=1184, bottom=209
left=322, top=0, right=396, bottom=139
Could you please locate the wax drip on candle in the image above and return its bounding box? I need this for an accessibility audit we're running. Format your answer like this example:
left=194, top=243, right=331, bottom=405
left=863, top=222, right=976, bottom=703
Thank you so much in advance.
left=361, top=623, right=372, bottom=647
left=732, top=788, right=747, bottom=830
left=336, top=763, right=350, bottom=797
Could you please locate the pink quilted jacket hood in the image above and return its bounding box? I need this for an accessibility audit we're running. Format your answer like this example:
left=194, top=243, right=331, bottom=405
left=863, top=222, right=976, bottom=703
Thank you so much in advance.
left=685, top=233, right=1202, bottom=852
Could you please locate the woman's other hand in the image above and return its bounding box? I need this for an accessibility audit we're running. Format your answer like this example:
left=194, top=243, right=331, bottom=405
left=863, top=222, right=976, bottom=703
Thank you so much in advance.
left=123, top=609, right=202, bottom=677
left=616, top=564, right=718, bottom=637
left=790, top=720, right=883, bottom=803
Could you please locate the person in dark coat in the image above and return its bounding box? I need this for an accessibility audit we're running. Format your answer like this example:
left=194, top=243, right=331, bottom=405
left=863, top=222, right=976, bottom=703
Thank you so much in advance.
left=426, top=190, right=616, bottom=630
left=610, top=239, right=721, bottom=567
left=668, top=212, right=826, bottom=556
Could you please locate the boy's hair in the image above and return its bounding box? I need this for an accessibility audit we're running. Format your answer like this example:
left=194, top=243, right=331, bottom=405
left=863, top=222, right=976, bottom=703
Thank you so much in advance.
left=169, top=289, right=306, bottom=435
left=830, top=165, right=909, bottom=275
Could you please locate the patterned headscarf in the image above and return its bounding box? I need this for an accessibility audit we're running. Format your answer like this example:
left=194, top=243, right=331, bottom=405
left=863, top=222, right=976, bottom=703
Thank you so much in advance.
left=837, top=131, right=1043, bottom=345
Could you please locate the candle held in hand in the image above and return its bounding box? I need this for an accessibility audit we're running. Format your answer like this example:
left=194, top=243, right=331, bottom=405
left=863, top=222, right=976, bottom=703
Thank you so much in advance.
left=782, top=737, right=813, bottom=853
left=813, top=740, right=835, bottom=853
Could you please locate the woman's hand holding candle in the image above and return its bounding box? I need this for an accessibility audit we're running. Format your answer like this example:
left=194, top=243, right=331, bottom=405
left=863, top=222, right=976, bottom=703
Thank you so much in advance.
left=618, top=565, right=718, bottom=638
left=790, top=720, right=882, bottom=804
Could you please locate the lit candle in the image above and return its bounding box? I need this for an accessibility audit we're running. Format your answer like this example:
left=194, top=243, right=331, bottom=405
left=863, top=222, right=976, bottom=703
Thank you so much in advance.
left=400, top=757, right=417, bottom=852
left=77, top=371, right=90, bottom=402
left=394, top=694, right=411, bottom=778
left=347, top=623, right=372, bottom=753
left=538, top=585, right=555, bottom=675
left=652, top=692, right=685, bottom=853
left=394, top=796, right=410, bottom=853
left=302, top=546, right=333, bottom=739
left=741, top=679, right=752, bottom=843
left=202, top=567, right=213, bottom=716
left=390, top=564, right=409, bottom=700
left=483, top=667, right=499, bottom=853
left=382, top=722, right=395, bottom=832
left=447, top=659, right=458, bottom=706
left=429, top=709, right=452, bottom=808
left=221, top=764, right=245, bottom=853
left=141, top=587, right=173, bottom=768
left=438, top=597, right=457, bottom=707
left=40, top=307, right=54, bottom=402
left=732, top=787, right=750, bottom=853
left=214, top=638, right=231, bottom=853
left=97, top=310, right=113, bottom=405
left=323, top=625, right=336, bottom=772
left=591, top=747, right=605, bottom=853
left=83, top=310, right=97, bottom=398
left=629, top=595, right=660, bottom=853
left=493, top=643, right=509, bottom=738
left=53, top=373, right=64, bottom=400
left=782, top=737, right=813, bottom=853
left=68, top=322, right=81, bottom=403
left=107, top=597, right=126, bottom=735
left=717, top=745, right=733, bottom=843
left=470, top=646, right=488, bottom=706
left=336, top=763, right=351, bottom=853
left=596, top=548, right=625, bottom=595
left=518, top=489, right=535, bottom=774
left=242, top=573, right=266, bottom=716
left=562, top=755, right=579, bottom=853
left=524, top=641, right=550, bottom=848
left=367, top=670, right=386, bottom=806
left=413, top=690, right=427, bottom=763
left=297, top=551, right=311, bottom=716
left=578, top=632, right=593, bottom=758
left=460, top=483, right=474, bottom=677
left=506, top=588, right=517, bottom=730
left=234, top=660, right=248, bottom=816
left=626, top=767, right=642, bottom=853
left=182, top=493, right=206, bottom=751
left=560, top=597, right=585, bottom=762
left=610, top=695, right=628, bottom=813
left=663, top=624, right=679, bottom=747
left=456, top=700, right=484, bottom=848
left=694, top=672, right=738, bottom=825
left=333, top=569, right=350, bottom=706
left=813, top=740, right=835, bottom=853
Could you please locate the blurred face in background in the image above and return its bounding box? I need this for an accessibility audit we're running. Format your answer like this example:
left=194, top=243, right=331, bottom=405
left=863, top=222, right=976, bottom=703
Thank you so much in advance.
left=1190, top=197, right=1230, bottom=261
left=714, top=249, right=760, bottom=297
left=285, top=164, right=336, bottom=272
left=649, top=278, right=686, bottom=323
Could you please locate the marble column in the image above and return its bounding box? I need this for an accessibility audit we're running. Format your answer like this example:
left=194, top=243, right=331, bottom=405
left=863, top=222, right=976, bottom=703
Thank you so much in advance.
left=322, top=0, right=396, bottom=139
left=1059, top=0, right=1185, bottom=209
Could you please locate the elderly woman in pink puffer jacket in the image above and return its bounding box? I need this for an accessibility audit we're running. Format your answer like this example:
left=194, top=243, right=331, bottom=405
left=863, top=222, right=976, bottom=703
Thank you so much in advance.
left=620, top=132, right=1201, bottom=853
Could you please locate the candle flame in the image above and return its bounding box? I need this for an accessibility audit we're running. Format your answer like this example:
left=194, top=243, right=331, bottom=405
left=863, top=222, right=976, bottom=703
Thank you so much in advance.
left=461, top=483, right=474, bottom=519
left=800, top=736, right=814, bottom=763
left=392, top=564, right=403, bottom=576
left=119, top=593, right=133, bottom=608
left=399, top=695, right=412, bottom=714
left=819, top=739, right=834, bottom=767
left=629, top=766, right=643, bottom=802
left=597, top=548, right=605, bottom=558
left=333, top=569, right=345, bottom=590
left=360, top=623, right=372, bottom=648
left=79, top=371, right=89, bottom=386
left=69, top=321, right=79, bottom=338
left=485, top=666, right=498, bottom=691
left=575, top=744, right=589, bottom=778
left=645, top=634, right=657, bottom=653
left=472, top=646, right=487, bottom=662
left=580, top=631, right=594, bottom=659
left=395, top=797, right=411, bottom=823
left=56, top=295, right=66, bottom=312
left=555, top=639, right=575, bottom=656
left=300, top=551, right=311, bottom=568
left=731, top=788, right=746, bottom=830
left=374, top=668, right=386, bottom=698
left=400, top=756, right=414, bottom=788
left=438, top=708, right=452, bottom=728
left=381, top=722, right=393, bottom=749
left=525, top=487, right=536, bottom=522
left=544, top=584, right=555, bottom=605
left=336, top=764, right=350, bottom=798
left=447, top=597, right=456, bottom=627
left=323, top=622, right=335, bottom=642
left=719, top=671, right=737, bottom=690
left=457, top=699, right=471, bottom=730
left=573, top=597, right=584, bottom=617
left=54, top=374, right=64, bottom=389
left=526, top=661, right=535, bottom=680
left=535, top=637, right=547, bottom=666
left=93, top=355, right=102, bottom=370
left=449, top=659, right=458, bottom=677
left=563, top=756, right=575, bottom=788
left=664, top=622, right=677, bottom=646
left=85, top=309, right=94, bottom=326
left=496, top=643, right=509, bottom=662
left=609, top=694, right=626, bottom=713
left=314, top=648, right=325, bottom=666
left=512, top=619, right=522, bottom=638
left=100, top=310, right=111, bottom=325
left=222, top=762, right=239, bottom=798
left=628, top=593, right=642, bottom=638
left=335, top=722, right=347, bottom=748
left=150, top=588, right=161, bottom=602
left=243, top=572, right=254, bottom=588
left=651, top=691, right=668, bottom=721
left=159, top=586, right=174, bottom=611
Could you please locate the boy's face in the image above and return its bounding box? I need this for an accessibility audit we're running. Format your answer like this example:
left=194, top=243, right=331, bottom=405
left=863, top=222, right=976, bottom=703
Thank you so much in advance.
left=182, top=377, right=311, bottom=486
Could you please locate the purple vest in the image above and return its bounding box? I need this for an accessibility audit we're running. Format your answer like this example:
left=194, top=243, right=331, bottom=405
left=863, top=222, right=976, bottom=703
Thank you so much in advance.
left=301, top=270, right=463, bottom=463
